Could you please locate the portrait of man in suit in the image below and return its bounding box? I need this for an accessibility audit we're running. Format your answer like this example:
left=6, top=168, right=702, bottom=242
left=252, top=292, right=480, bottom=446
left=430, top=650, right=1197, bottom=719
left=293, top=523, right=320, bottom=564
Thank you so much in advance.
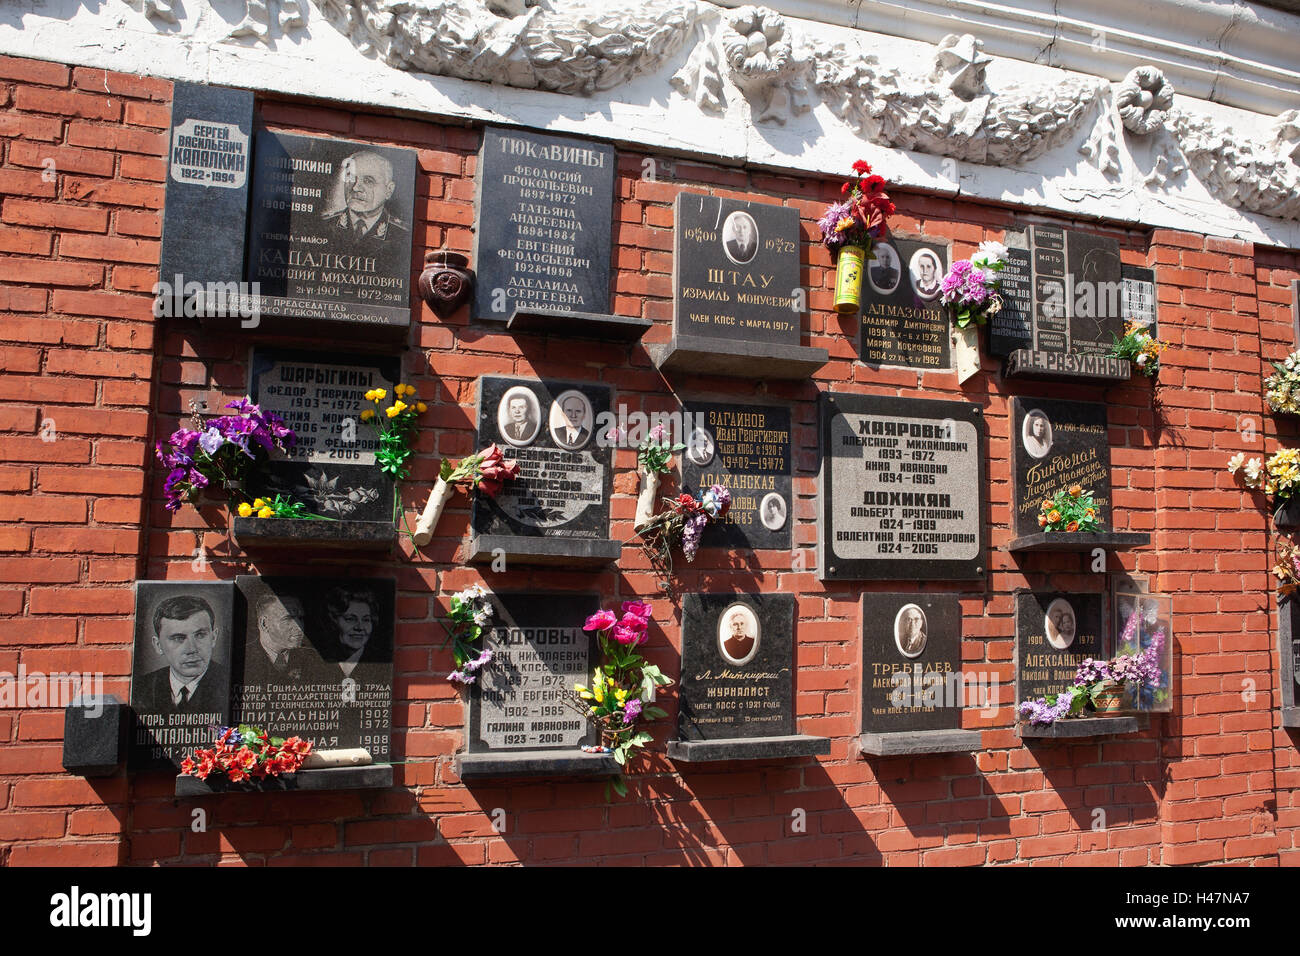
left=242, top=592, right=309, bottom=687
left=722, top=211, right=758, bottom=265
left=497, top=386, right=540, bottom=447
left=134, top=594, right=226, bottom=715
left=894, top=604, right=928, bottom=659
left=718, top=604, right=759, bottom=666
left=321, top=150, right=409, bottom=252
left=549, top=390, right=593, bottom=451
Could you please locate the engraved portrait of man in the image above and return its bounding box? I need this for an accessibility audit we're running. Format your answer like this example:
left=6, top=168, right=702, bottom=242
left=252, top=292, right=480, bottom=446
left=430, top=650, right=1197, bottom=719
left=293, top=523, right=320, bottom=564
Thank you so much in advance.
left=322, top=150, right=409, bottom=249
left=244, top=592, right=309, bottom=687
left=134, top=594, right=226, bottom=715
left=686, top=427, right=715, bottom=467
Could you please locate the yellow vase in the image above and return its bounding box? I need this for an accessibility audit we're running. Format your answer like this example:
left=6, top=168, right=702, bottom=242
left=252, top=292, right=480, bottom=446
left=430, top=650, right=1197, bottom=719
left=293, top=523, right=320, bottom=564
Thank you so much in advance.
left=835, top=244, right=867, bottom=314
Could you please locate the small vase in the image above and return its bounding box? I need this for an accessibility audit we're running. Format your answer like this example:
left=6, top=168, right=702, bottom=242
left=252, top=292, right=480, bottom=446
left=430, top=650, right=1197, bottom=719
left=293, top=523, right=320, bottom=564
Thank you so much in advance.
left=635, top=469, right=661, bottom=530
left=1275, top=497, right=1300, bottom=530
left=1091, top=681, right=1126, bottom=714
left=951, top=322, right=981, bottom=384
left=834, top=244, right=867, bottom=314
left=412, top=476, right=456, bottom=546
left=418, top=251, right=475, bottom=318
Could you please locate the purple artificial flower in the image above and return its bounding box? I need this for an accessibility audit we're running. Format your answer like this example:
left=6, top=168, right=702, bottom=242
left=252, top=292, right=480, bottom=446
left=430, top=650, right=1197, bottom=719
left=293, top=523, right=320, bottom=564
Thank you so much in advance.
left=817, top=200, right=854, bottom=251
left=448, top=669, right=475, bottom=685
left=624, top=698, right=643, bottom=722
left=465, top=648, right=493, bottom=672
left=198, top=427, right=224, bottom=456
left=681, top=513, right=709, bottom=562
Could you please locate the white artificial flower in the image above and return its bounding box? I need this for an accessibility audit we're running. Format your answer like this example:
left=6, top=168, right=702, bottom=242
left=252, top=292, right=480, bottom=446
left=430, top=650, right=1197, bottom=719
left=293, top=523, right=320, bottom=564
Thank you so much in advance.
left=1227, top=452, right=1245, bottom=473
left=1244, top=458, right=1264, bottom=482
left=1286, top=355, right=1296, bottom=371
left=973, top=240, right=1008, bottom=268
left=1136, top=354, right=1148, bottom=366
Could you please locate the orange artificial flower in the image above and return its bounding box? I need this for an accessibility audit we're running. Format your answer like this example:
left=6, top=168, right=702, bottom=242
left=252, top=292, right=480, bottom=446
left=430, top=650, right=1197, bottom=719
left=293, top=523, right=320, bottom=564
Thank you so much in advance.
left=1066, top=520, right=1079, bottom=532
left=1047, top=510, right=1062, bottom=524
left=1068, top=485, right=1083, bottom=497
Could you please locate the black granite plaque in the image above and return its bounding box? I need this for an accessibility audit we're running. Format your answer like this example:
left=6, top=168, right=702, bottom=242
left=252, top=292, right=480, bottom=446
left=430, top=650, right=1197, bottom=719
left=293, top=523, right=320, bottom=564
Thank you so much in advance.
left=1004, top=349, right=1130, bottom=381
left=861, top=593, right=964, bottom=734
left=158, top=82, right=254, bottom=313
left=474, top=128, right=614, bottom=321
left=859, top=238, right=950, bottom=369
left=244, top=131, right=417, bottom=330
left=1122, top=265, right=1157, bottom=334
left=674, top=193, right=801, bottom=344
left=248, top=348, right=398, bottom=522
left=678, top=593, right=794, bottom=741
left=471, top=375, right=613, bottom=549
left=987, top=246, right=1034, bottom=357
left=233, top=575, right=395, bottom=762
left=466, top=591, right=600, bottom=753
left=129, top=580, right=234, bottom=769
left=1065, top=230, right=1124, bottom=355
left=1010, top=397, right=1111, bottom=538
left=819, top=393, right=985, bottom=580
left=1015, top=591, right=1104, bottom=703
left=1028, top=224, right=1068, bottom=353
left=680, top=401, right=792, bottom=551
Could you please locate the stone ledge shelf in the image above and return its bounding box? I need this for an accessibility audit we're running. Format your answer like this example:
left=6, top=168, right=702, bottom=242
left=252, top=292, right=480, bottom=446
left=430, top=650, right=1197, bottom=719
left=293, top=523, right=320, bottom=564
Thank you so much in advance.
left=1017, top=715, right=1149, bottom=739
left=456, top=751, right=620, bottom=779
left=1282, top=707, right=1300, bottom=729
left=1002, top=349, right=1132, bottom=383
left=649, top=334, right=829, bottom=380
left=1006, top=531, right=1151, bottom=553
left=666, top=735, right=831, bottom=763
left=467, top=534, right=622, bottom=568
left=174, top=764, right=393, bottom=796
left=232, top=517, right=396, bottom=551
left=62, top=696, right=126, bottom=778
left=858, top=729, right=983, bottom=756
left=506, top=307, right=652, bottom=342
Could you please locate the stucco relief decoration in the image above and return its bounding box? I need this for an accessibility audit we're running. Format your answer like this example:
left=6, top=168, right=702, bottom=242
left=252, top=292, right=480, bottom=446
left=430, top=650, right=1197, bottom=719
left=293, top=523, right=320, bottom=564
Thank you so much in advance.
left=816, top=34, right=1103, bottom=166
left=123, top=0, right=179, bottom=23
left=228, top=0, right=308, bottom=41
left=718, top=7, right=812, bottom=123
left=1167, top=109, right=1300, bottom=220
left=310, top=0, right=698, bottom=96
left=1115, top=66, right=1173, bottom=136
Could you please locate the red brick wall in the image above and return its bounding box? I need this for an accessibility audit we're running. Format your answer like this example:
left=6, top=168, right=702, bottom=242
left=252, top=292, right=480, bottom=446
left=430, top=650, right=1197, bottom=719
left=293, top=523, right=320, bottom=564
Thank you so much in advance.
left=2, top=53, right=1298, bottom=866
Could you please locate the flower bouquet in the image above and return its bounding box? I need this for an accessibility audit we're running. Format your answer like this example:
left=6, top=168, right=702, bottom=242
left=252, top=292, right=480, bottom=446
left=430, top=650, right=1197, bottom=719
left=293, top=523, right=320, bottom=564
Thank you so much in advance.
left=1265, top=350, right=1300, bottom=414
left=180, top=724, right=314, bottom=784
left=441, top=584, right=496, bottom=684
left=636, top=484, right=731, bottom=587
left=1036, top=485, right=1102, bottom=533
left=570, top=600, right=670, bottom=797
left=631, top=423, right=684, bottom=529
left=155, top=398, right=296, bottom=513
left=411, top=444, right=520, bottom=546
left=941, top=241, right=1008, bottom=330
left=359, top=384, right=426, bottom=482
left=818, top=159, right=895, bottom=313
left=1017, top=634, right=1164, bottom=725
left=1110, top=321, right=1168, bottom=378
left=236, top=494, right=333, bottom=521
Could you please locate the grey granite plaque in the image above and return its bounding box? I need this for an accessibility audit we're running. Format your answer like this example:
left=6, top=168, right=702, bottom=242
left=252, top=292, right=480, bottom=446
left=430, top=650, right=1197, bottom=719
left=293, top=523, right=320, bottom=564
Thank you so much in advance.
left=1010, top=397, right=1111, bottom=538
left=466, top=591, right=600, bottom=753
left=680, top=401, right=793, bottom=551
left=677, top=593, right=795, bottom=741
left=674, top=193, right=802, bottom=345
left=470, top=375, right=617, bottom=563
left=233, top=575, right=395, bottom=763
left=474, top=128, right=614, bottom=321
left=158, top=82, right=254, bottom=312
left=1122, top=265, right=1157, bottom=334
left=861, top=593, right=964, bottom=734
left=859, top=238, right=951, bottom=369
left=248, top=348, right=398, bottom=523
left=1014, top=591, right=1104, bottom=704
left=1065, top=230, right=1124, bottom=355
left=987, top=246, right=1034, bottom=357
left=244, top=131, right=417, bottom=332
left=819, top=393, right=985, bottom=580
left=129, top=580, right=234, bottom=769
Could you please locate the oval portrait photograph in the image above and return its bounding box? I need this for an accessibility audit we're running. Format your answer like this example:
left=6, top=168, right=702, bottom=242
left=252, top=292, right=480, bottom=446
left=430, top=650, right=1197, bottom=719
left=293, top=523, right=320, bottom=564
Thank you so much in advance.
left=547, top=389, right=594, bottom=452
left=759, top=492, right=787, bottom=531
left=894, top=603, right=928, bottom=659
left=722, top=210, right=759, bottom=265
left=908, top=247, right=943, bottom=301
left=1044, top=598, right=1077, bottom=650
left=686, top=426, right=715, bottom=467
left=1021, top=410, right=1053, bottom=460
left=718, top=602, right=760, bottom=666
left=867, top=242, right=902, bottom=295
left=497, top=385, right=541, bottom=448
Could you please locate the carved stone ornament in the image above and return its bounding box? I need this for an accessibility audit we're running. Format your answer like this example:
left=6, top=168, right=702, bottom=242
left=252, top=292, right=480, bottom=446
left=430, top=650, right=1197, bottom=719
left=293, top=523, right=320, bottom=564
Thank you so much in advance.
left=418, top=251, right=475, bottom=319
left=718, top=7, right=812, bottom=123
left=1115, top=66, right=1174, bottom=135
left=930, top=33, right=992, bottom=100
left=1169, top=108, right=1300, bottom=220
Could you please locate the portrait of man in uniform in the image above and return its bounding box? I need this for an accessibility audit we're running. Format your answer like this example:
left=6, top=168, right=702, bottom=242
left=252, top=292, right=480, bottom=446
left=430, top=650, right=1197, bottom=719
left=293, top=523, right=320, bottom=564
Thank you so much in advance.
left=718, top=603, right=760, bottom=666
left=322, top=150, right=409, bottom=251
left=868, top=242, right=901, bottom=295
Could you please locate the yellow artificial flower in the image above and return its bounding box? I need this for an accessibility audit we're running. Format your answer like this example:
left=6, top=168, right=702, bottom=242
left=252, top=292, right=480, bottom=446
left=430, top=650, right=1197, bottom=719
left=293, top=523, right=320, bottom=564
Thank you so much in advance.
left=360, top=409, right=375, bottom=422
left=386, top=405, right=399, bottom=419
left=416, top=402, right=427, bottom=413
left=253, top=498, right=266, bottom=509
left=237, top=502, right=253, bottom=518
left=257, top=506, right=274, bottom=519
left=373, top=388, right=387, bottom=401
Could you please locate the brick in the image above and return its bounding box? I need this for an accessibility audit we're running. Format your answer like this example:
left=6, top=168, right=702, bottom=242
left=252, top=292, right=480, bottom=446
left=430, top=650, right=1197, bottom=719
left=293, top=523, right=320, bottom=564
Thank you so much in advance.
left=6, top=141, right=115, bottom=179
left=62, top=177, right=164, bottom=209
left=0, top=226, right=52, bottom=255
left=0, top=55, right=71, bottom=87
left=50, top=290, right=154, bottom=321
left=0, top=112, right=65, bottom=142
left=4, top=197, right=110, bottom=234
left=9, top=843, right=120, bottom=867
left=66, top=121, right=167, bottom=156
left=15, top=87, right=121, bottom=121
left=60, top=233, right=159, bottom=265
left=0, top=257, right=103, bottom=288
left=71, top=68, right=170, bottom=100
left=0, top=318, right=99, bottom=346
left=0, top=618, right=78, bottom=645
left=0, top=558, right=81, bottom=583
left=44, top=350, right=152, bottom=379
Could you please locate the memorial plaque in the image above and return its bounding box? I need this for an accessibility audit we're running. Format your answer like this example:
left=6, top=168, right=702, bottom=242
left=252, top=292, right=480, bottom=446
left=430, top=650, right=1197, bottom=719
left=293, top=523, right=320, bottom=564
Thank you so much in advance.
left=1113, top=590, right=1173, bottom=712
left=861, top=593, right=964, bottom=733
left=249, top=348, right=398, bottom=522
left=1014, top=591, right=1104, bottom=704
left=466, top=591, right=600, bottom=754
left=244, top=131, right=417, bottom=330
left=158, top=82, right=254, bottom=306
left=1009, top=397, right=1110, bottom=538
left=987, top=246, right=1034, bottom=357
left=680, top=401, right=792, bottom=550
left=471, top=375, right=614, bottom=553
left=859, top=238, right=950, bottom=369
left=129, top=580, right=234, bottom=769
left=1065, top=230, right=1124, bottom=355
left=233, top=576, right=395, bottom=762
left=819, top=393, right=985, bottom=580
left=1004, top=349, right=1130, bottom=381
left=1027, top=224, right=1068, bottom=353
left=678, top=593, right=795, bottom=741
left=674, top=193, right=802, bottom=344
left=474, top=128, right=615, bottom=320
left=1122, top=265, right=1157, bottom=333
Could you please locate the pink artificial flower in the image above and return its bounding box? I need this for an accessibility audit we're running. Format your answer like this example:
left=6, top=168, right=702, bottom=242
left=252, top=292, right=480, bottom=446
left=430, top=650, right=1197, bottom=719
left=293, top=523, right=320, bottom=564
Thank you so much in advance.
left=621, top=600, right=652, bottom=619
left=648, top=424, right=665, bottom=441
left=611, top=625, right=645, bottom=646
left=618, top=612, right=648, bottom=634
left=583, top=609, right=617, bottom=631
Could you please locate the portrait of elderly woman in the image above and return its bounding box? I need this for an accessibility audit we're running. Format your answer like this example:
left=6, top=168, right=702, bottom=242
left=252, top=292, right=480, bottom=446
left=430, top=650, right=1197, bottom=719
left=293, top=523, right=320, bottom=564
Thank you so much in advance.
left=312, top=586, right=392, bottom=686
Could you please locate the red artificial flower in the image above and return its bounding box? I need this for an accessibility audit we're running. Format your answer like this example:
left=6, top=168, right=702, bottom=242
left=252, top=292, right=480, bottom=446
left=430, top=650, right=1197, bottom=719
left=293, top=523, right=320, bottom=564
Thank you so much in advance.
left=841, top=181, right=851, bottom=194
left=851, top=159, right=872, bottom=175
left=862, top=174, right=886, bottom=196
left=476, top=444, right=521, bottom=498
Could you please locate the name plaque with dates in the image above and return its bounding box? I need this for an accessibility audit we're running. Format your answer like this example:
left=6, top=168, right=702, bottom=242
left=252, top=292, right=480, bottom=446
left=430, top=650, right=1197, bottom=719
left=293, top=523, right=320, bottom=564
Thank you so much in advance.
left=819, top=393, right=985, bottom=580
